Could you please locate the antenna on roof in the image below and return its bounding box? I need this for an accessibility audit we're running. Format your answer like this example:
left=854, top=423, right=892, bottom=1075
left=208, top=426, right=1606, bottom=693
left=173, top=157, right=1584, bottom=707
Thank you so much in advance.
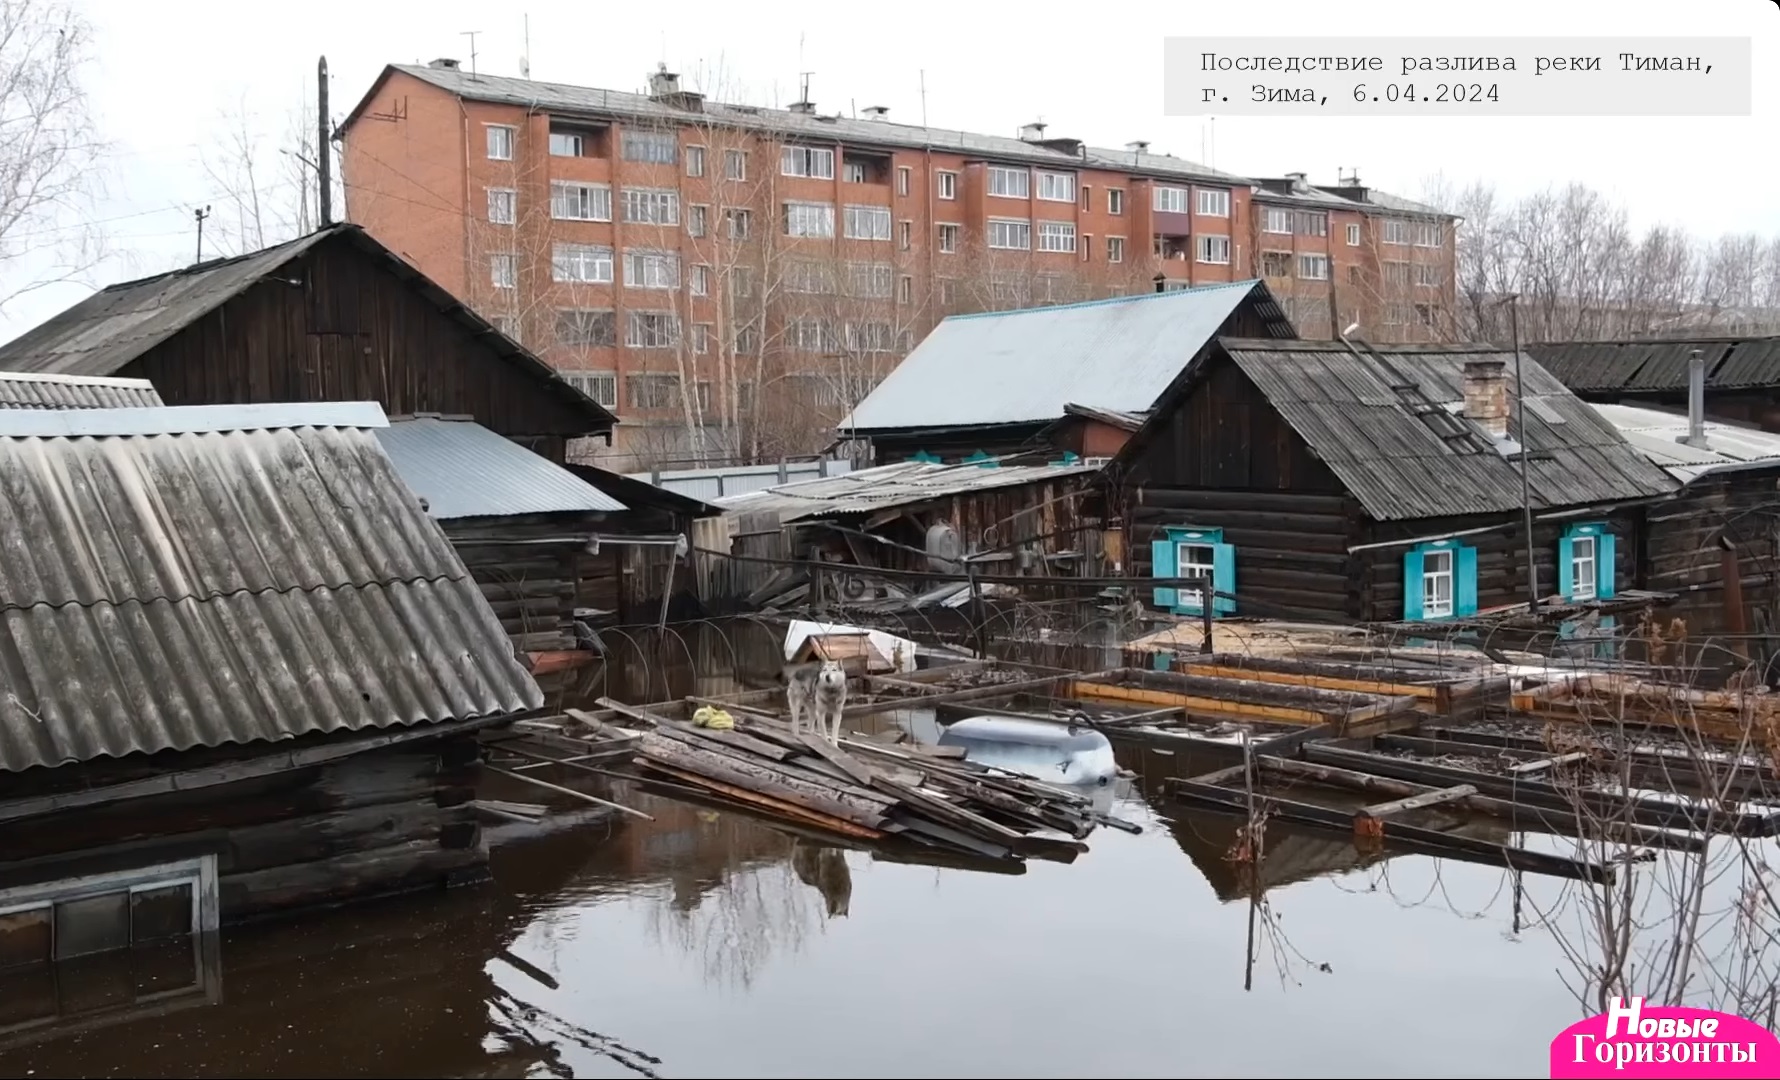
left=919, top=69, right=928, bottom=129
left=519, top=14, right=530, bottom=79
left=460, top=30, right=481, bottom=77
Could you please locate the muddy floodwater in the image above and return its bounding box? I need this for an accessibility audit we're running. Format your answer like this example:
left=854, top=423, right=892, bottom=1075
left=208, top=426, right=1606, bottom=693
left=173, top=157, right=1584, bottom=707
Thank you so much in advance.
left=0, top=623, right=1610, bottom=1078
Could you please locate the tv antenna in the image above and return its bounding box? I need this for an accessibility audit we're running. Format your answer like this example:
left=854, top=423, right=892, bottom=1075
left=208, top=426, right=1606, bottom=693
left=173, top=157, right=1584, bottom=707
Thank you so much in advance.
left=460, top=30, right=481, bottom=77
left=519, top=15, right=530, bottom=79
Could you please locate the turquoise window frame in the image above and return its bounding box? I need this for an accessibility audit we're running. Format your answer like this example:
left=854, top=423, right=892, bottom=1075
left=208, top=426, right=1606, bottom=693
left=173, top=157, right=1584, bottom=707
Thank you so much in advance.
left=1149, top=526, right=1236, bottom=617
left=1402, top=539, right=1478, bottom=621
left=1558, top=522, right=1616, bottom=602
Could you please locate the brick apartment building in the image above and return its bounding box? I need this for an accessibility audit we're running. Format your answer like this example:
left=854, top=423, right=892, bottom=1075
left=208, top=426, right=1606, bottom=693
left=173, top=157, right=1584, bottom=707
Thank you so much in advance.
left=340, top=60, right=1458, bottom=468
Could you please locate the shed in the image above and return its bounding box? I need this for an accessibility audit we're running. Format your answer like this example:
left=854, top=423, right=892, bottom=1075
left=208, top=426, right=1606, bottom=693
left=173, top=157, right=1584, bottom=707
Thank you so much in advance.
left=0, top=223, right=615, bottom=462
left=836, top=281, right=1294, bottom=465
left=0, top=401, right=543, bottom=964
left=1111, top=338, right=1680, bottom=627
left=563, top=464, right=725, bottom=621
left=1530, top=336, right=1780, bottom=432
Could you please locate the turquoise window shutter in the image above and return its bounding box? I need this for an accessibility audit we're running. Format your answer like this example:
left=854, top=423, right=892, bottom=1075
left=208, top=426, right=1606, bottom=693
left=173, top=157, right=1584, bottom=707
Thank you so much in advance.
left=1402, top=548, right=1425, bottom=620
left=1455, top=545, right=1479, bottom=616
left=909, top=451, right=940, bottom=464
left=1150, top=538, right=1178, bottom=609
left=1597, top=531, right=1617, bottom=599
left=1211, top=542, right=1236, bottom=615
left=1557, top=532, right=1575, bottom=600
left=1151, top=650, right=1173, bottom=671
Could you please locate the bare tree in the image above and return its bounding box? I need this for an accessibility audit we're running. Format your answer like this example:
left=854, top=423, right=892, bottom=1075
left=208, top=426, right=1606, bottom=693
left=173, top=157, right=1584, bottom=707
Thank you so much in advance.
left=195, top=70, right=344, bottom=260
left=0, top=0, right=108, bottom=309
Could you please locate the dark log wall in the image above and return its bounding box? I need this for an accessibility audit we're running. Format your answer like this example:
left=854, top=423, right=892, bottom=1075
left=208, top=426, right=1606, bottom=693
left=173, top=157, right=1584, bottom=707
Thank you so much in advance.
left=1642, top=472, right=1780, bottom=646
left=117, top=240, right=598, bottom=458
left=0, top=736, right=484, bottom=925
left=868, top=424, right=1052, bottom=466
left=443, top=514, right=598, bottom=653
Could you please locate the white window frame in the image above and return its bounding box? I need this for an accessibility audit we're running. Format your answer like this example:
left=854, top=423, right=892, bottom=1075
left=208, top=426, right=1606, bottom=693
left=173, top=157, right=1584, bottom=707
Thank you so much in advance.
left=554, top=309, right=616, bottom=348
left=936, top=171, right=958, bottom=200
left=0, top=855, right=220, bottom=964
left=1195, top=188, right=1230, bottom=217
left=726, top=207, right=752, bottom=239
left=937, top=223, right=960, bottom=254
left=1036, top=171, right=1077, bottom=203
left=622, top=187, right=680, bottom=226
left=692, top=323, right=713, bottom=355
left=844, top=204, right=892, bottom=241
left=1422, top=548, right=1454, bottom=619
left=551, top=243, right=613, bottom=284
left=625, top=312, right=681, bottom=349
left=1107, top=236, right=1125, bottom=264
left=623, top=249, right=681, bottom=290
left=1263, top=207, right=1294, bottom=234
left=1107, top=188, right=1124, bottom=215
left=1570, top=535, right=1598, bottom=601
left=490, top=252, right=518, bottom=289
left=1195, top=234, right=1231, bottom=265
left=1175, top=541, right=1217, bottom=612
left=563, top=371, right=617, bottom=408
left=1037, top=220, right=1077, bottom=253
left=783, top=201, right=835, bottom=238
left=1153, top=185, right=1188, bottom=214
left=725, top=149, right=747, bottom=181
left=690, top=263, right=711, bottom=296
left=486, top=187, right=517, bottom=225
left=1298, top=253, right=1330, bottom=280
left=687, top=203, right=708, bottom=237
left=486, top=125, right=515, bottom=161
left=1382, top=218, right=1411, bottom=245
left=847, top=261, right=894, bottom=300
left=548, top=131, right=585, bottom=158
left=897, top=166, right=911, bottom=196
left=621, top=130, right=678, bottom=165
left=987, top=217, right=1031, bottom=251
left=549, top=181, right=611, bottom=222
left=781, top=145, right=835, bottom=179
left=1413, top=221, right=1443, bottom=248
left=987, top=166, right=1030, bottom=199
left=686, top=145, right=706, bottom=177
left=1346, top=222, right=1362, bottom=246
left=1415, top=263, right=1444, bottom=287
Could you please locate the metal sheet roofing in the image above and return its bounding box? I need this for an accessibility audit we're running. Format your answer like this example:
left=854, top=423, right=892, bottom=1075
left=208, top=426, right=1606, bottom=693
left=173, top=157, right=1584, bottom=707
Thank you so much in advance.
left=838, top=282, right=1292, bottom=433
left=1529, top=337, right=1780, bottom=393
left=1591, top=403, right=1780, bottom=484
left=0, top=370, right=164, bottom=410
left=0, top=400, right=542, bottom=772
left=716, top=460, right=1098, bottom=521
left=1200, top=340, right=1679, bottom=521
left=374, top=415, right=625, bottom=520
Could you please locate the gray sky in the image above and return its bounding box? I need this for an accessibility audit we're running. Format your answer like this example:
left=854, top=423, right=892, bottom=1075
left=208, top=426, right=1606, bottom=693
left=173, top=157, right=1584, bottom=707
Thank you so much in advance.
left=2, top=0, right=1772, bottom=341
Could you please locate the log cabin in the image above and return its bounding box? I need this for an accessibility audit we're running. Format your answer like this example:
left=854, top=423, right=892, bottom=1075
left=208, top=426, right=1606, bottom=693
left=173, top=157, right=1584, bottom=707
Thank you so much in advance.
left=0, top=222, right=616, bottom=464
left=836, top=280, right=1295, bottom=466
left=1109, top=338, right=1681, bottom=628
left=0, top=401, right=542, bottom=970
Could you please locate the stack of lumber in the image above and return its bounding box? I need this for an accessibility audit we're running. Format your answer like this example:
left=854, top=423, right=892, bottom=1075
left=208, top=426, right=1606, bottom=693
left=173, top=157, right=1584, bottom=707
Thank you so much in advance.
left=590, top=697, right=1119, bottom=864
left=1508, top=673, right=1780, bottom=744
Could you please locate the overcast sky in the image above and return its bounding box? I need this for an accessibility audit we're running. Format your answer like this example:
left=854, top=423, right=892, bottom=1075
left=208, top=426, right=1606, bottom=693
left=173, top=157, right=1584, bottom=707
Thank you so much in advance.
left=1, top=0, right=1771, bottom=341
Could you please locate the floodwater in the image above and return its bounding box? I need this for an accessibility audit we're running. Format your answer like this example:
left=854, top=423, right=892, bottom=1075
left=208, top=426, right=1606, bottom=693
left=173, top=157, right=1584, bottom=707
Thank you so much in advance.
left=0, top=621, right=1650, bottom=1079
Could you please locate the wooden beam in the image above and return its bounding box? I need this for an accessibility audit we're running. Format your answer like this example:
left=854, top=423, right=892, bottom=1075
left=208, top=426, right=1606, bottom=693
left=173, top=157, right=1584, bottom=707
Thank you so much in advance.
left=1177, top=663, right=1440, bottom=700
left=1507, top=752, right=1590, bottom=775
left=484, top=766, right=655, bottom=821
left=1357, top=784, right=1478, bottom=819
left=1066, top=680, right=1329, bottom=726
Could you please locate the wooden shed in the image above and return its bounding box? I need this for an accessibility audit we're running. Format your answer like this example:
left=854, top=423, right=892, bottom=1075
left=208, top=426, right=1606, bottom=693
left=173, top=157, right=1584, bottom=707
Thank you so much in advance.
left=1531, top=336, right=1780, bottom=433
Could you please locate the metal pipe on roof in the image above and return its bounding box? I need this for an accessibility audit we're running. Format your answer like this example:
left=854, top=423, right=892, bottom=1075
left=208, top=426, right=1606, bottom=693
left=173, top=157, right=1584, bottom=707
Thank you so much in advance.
left=1681, top=348, right=1709, bottom=448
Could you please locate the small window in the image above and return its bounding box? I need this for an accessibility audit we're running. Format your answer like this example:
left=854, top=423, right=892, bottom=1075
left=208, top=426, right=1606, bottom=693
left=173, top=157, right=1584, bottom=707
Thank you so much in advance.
left=0, top=856, right=217, bottom=965
left=1422, top=548, right=1454, bottom=618
left=1403, top=541, right=1476, bottom=620
left=1036, top=171, right=1076, bottom=203
left=936, top=171, right=957, bottom=200
left=725, top=149, right=747, bottom=180
left=937, top=223, right=960, bottom=254
left=687, top=204, right=708, bottom=237
left=490, top=253, right=517, bottom=289
left=899, top=220, right=912, bottom=251
left=1107, top=188, right=1124, bottom=215
left=726, top=208, right=752, bottom=239
left=1561, top=523, right=1616, bottom=602
left=1153, top=186, right=1188, bottom=214
left=1297, top=254, right=1330, bottom=280
left=686, top=145, right=706, bottom=177
left=1195, top=188, right=1230, bottom=217
left=486, top=188, right=516, bottom=225
left=897, top=166, right=911, bottom=196
left=1346, top=222, right=1362, bottom=246
left=1195, top=235, right=1230, bottom=265
left=1149, top=526, right=1236, bottom=616
left=897, top=274, right=912, bottom=304
left=1106, top=236, right=1125, bottom=264
left=486, top=125, right=515, bottom=161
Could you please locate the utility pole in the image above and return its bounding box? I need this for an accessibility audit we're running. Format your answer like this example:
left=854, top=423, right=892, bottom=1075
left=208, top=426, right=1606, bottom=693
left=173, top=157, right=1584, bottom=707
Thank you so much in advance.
left=461, top=31, right=481, bottom=77
left=1501, top=292, right=1538, bottom=615
left=317, top=56, right=332, bottom=226
left=194, top=205, right=211, bottom=263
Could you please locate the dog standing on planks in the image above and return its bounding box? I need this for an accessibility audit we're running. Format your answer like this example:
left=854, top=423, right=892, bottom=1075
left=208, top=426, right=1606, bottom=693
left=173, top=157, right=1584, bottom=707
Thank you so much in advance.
left=784, top=659, right=849, bottom=746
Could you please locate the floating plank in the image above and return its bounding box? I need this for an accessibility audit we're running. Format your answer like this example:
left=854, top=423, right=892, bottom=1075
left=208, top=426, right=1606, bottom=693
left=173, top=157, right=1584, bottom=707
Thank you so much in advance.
left=1507, top=752, right=1591, bottom=775
left=484, top=766, right=654, bottom=821
left=637, top=759, right=884, bottom=841
left=1357, top=784, right=1478, bottom=819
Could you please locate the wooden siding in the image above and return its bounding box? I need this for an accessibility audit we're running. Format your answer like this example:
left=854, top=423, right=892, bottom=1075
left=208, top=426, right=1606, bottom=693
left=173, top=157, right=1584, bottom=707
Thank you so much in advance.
left=443, top=514, right=598, bottom=653
left=868, top=424, right=1052, bottom=466
left=116, top=240, right=599, bottom=459
left=1642, top=471, right=1780, bottom=646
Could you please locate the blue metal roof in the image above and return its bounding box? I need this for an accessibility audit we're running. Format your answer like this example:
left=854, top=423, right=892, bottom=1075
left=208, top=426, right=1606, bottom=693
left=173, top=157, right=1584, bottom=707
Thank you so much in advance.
left=374, top=415, right=625, bottom=520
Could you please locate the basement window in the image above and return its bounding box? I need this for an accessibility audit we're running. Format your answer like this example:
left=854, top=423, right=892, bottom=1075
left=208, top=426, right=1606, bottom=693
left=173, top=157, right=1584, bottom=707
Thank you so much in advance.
left=0, top=856, right=218, bottom=968
left=1560, top=522, right=1615, bottom=602
left=1403, top=540, right=1476, bottom=621
left=1150, top=526, right=1235, bottom=617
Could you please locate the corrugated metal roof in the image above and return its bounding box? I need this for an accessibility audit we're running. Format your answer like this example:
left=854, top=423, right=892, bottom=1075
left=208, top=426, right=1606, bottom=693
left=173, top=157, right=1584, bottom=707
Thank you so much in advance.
left=839, top=282, right=1292, bottom=432
left=374, top=415, right=625, bottom=519
left=0, top=401, right=542, bottom=772
left=628, top=459, right=856, bottom=502
left=1529, top=337, right=1780, bottom=393
left=1592, top=403, right=1780, bottom=484
left=716, top=460, right=1098, bottom=521
left=1206, top=340, right=1679, bottom=521
left=0, top=370, right=164, bottom=410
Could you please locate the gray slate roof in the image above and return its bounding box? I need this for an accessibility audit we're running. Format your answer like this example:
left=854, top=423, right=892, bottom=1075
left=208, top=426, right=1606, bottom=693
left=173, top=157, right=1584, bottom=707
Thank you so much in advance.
left=1592, top=403, right=1780, bottom=485
left=838, top=281, right=1293, bottom=433
left=1178, top=339, right=1680, bottom=521
left=374, top=415, right=625, bottom=520
left=0, top=400, right=543, bottom=773
left=717, top=460, right=1099, bottom=521
left=0, top=370, right=164, bottom=410
left=0, top=223, right=616, bottom=430
left=1529, top=337, right=1780, bottom=393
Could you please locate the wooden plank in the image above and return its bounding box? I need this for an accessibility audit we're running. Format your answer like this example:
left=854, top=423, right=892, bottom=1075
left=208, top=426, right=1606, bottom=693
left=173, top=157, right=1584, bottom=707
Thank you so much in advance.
left=1178, top=663, right=1440, bottom=700
left=484, top=766, right=655, bottom=821
left=1254, top=722, right=1338, bottom=755
left=1066, top=680, right=1329, bottom=725
left=637, top=760, right=885, bottom=841
left=843, top=673, right=1074, bottom=718
left=1357, top=784, right=1478, bottom=819
left=870, top=775, right=1028, bottom=841
left=1507, top=752, right=1591, bottom=775
left=797, top=734, right=879, bottom=786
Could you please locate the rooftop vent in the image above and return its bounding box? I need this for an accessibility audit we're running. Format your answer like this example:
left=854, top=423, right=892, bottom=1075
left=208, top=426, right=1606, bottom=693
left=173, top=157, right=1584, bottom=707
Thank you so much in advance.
left=428, top=58, right=461, bottom=70
left=1284, top=171, right=1308, bottom=190
left=1461, top=359, right=1510, bottom=440
left=862, top=105, right=890, bottom=120
left=1019, top=121, right=1048, bottom=142
left=647, top=63, right=681, bottom=98
left=1125, top=140, right=1150, bottom=154
left=789, top=100, right=817, bottom=115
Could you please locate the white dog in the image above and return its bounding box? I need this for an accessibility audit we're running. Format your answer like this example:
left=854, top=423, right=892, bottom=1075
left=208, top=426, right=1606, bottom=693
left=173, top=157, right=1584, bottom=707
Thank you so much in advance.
left=785, top=659, right=849, bottom=746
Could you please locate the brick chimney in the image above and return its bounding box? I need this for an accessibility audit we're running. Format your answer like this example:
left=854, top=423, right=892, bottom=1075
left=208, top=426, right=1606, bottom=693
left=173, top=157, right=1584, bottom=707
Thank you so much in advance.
left=1461, top=359, right=1510, bottom=439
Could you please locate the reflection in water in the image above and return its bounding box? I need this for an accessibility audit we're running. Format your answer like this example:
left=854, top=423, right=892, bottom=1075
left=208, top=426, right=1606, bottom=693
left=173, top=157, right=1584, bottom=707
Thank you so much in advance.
left=789, top=840, right=853, bottom=919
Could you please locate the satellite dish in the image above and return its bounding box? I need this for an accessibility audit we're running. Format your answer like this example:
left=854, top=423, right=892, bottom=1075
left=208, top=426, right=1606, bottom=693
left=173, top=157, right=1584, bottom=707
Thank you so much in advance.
left=925, top=522, right=963, bottom=574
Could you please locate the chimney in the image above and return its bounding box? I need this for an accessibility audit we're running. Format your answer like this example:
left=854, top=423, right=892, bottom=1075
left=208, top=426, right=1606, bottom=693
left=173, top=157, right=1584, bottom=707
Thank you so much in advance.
left=646, top=63, right=681, bottom=99
left=1019, top=121, right=1048, bottom=141
left=428, top=57, right=461, bottom=70
left=1126, top=140, right=1150, bottom=154
left=1284, top=170, right=1307, bottom=190
left=789, top=99, right=816, bottom=115
left=1461, top=359, right=1510, bottom=439
left=862, top=105, right=889, bottom=120
left=1680, top=348, right=1709, bottom=448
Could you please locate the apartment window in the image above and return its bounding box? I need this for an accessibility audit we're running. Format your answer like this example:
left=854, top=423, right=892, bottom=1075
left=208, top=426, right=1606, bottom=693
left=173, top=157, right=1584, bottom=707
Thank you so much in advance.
left=623, top=249, right=680, bottom=290
left=1107, top=236, right=1125, bottom=263
left=627, top=373, right=681, bottom=408
left=490, top=253, right=517, bottom=289
left=1349, top=265, right=1364, bottom=285
left=550, top=182, right=611, bottom=222
left=1382, top=218, right=1411, bottom=245
left=1297, top=253, right=1330, bottom=280
left=622, top=188, right=680, bottom=226
left=1404, top=540, right=1475, bottom=620
left=782, top=145, right=835, bottom=179
left=896, top=166, right=911, bottom=196
left=562, top=371, right=617, bottom=408
left=847, top=261, right=894, bottom=299
left=988, top=217, right=1031, bottom=250
left=936, top=171, right=957, bottom=200
left=899, top=220, right=912, bottom=251
left=783, top=201, right=835, bottom=238
left=1080, top=234, right=1093, bottom=260
left=1346, top=223, right=1362, bottom=246
left=1195, top=235, right=1230, bottom=264
left=621, top=130, right=678, bottom=164
left=730, top=266, right=756, bottom=300
left=0, top=856, right=219, bottom=967
left=554, top=309, right=616, bottom=348
left=724, top=149, right=747, bottom=181
left=1561, top=523, right=1616, bottom=602
left=686, top=145, right=706, bottom=177
left=1154, top=186, right=1188, bottom=213
left=783, top=258, right=837, bottom=294
left=1262, top=207, right=1294, bottom=234
left=486, top=125, right=515, bottom=161
left=625, top=312, right=681, bottom=349
left=938, top=278, right=958, bottom=306
left=548, top=130, right=585, bottom=157
left=736, top=325, right=761, bottom=355
left=1296, top=211, right=1329, bottom=237
left=1384, top=302, right=1413, bottom=325
left=1260, top=250, right=1292, bottom=278
left=691, top=264, right=711, bottom=296
left=687, top=204, right=708, bottom=237
left=1150, top=526, right=1235, bottom=616
left=844, top=205, right=892, bottom=241
left=1195, top=188, right=1230, bottom=217
left=845, top=320, right=898, bottom=353
left=897, top=274, right=913, bottom=304
left=726, top=208, right=752, bottom=239
left=549, top=243, right=613, bottom=285
left=1108, top=188, right=1124, bottom=215
left=1037, top=220, right=1077, bottom=253
left=1414, top=263, right=1444, bottom=287
left=1412, top=221, right=1443, bottom=248
left=486, top=188, right=516, bottom=225
left=790, top=317, right=837, bottom=352
left=1384, top=260, right=1412, bottom=286
left=937, top=223, right=960, bottom=254
left=1415, top=302, right=1441, bottom=328
left=1037, top=171, right=1077, bottom=203
left=1079, top=185, right=1091, bottom=211
left=692, top=323, right=712, bottom=354
left=987, top=166, right=1030, bottom=199
left=842, top=161, right=866, bottom=184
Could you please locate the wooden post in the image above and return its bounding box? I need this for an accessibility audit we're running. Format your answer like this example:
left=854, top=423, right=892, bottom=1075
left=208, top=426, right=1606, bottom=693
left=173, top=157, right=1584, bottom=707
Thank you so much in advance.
left=1198, top=574, right=1214, bottom=655
left=1721, top=537, right=1749, bottom=664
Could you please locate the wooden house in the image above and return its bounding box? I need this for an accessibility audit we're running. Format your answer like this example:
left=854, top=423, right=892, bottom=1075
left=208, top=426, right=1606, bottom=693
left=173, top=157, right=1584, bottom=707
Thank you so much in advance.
left=836, top=281, right=1295, bottom=466
left=563, top=464, right=726, bottom=623
left=0, top=370, right=164, bottom=411
left=1530, top=336, right=1780, bottom=433
left=1109, top=339, right=1681, bottom=626
left=0, top=401, right=542, bottom=967
left=0, top=223, right=616, bottom=463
